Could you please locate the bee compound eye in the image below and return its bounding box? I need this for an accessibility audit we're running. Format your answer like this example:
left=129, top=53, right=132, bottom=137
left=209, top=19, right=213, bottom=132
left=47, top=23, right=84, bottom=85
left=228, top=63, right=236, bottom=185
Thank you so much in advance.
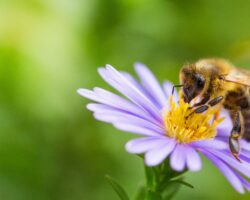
left=196, top=75, right=205, bottom=88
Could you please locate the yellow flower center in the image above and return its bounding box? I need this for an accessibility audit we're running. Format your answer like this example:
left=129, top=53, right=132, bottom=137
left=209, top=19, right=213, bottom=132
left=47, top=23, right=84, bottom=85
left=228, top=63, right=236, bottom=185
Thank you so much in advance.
left=163, top=92, right=224, bottom=144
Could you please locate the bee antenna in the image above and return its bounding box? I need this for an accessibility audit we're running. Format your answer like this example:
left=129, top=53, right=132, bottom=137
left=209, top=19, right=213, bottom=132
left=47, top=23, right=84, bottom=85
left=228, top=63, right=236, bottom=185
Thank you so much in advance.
left=172, top=84, right=183, bottom=95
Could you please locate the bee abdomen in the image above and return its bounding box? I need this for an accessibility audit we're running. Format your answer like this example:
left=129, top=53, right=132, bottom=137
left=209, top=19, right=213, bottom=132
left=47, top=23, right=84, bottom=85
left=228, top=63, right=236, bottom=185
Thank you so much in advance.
left=224, top=90, right=250, bottom=110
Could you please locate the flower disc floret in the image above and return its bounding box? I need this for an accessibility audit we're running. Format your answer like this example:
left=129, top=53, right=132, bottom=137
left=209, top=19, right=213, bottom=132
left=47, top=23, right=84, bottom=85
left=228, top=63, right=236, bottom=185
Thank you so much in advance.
left=163, top=94, right=224, bottom=143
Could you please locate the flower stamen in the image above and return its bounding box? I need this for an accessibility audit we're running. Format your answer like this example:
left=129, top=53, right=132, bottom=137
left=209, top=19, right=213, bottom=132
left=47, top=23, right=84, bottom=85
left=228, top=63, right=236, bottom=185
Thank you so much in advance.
left=163, top=92, right=224, bottom=144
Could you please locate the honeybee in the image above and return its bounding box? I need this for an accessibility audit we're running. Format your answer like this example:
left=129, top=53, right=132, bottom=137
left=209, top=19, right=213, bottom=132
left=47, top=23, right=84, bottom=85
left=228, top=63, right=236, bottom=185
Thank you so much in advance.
left=177, top=58, right=250, bottom=161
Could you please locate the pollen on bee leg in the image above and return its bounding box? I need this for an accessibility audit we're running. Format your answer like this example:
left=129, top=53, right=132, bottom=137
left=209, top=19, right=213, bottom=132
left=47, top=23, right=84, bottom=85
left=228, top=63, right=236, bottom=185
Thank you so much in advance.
left=163, top=92, right=224, bottom=144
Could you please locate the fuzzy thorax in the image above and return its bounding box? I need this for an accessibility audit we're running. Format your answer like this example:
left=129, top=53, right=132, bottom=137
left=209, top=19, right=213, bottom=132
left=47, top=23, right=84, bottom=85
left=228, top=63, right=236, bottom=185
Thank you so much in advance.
left=163, top=93, right=224, bottom=144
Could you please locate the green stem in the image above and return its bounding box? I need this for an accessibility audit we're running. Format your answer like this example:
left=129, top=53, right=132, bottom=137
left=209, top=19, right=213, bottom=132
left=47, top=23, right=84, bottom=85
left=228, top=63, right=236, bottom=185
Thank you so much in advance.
left=144, top=165, right=161, bottom=200
left=143, top=159, right=189, bottom=200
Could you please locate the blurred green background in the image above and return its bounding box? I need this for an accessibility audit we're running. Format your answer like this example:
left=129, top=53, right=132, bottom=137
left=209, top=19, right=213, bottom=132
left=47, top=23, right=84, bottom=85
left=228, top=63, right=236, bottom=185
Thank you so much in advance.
left=1, top=0, right=250, bottom=199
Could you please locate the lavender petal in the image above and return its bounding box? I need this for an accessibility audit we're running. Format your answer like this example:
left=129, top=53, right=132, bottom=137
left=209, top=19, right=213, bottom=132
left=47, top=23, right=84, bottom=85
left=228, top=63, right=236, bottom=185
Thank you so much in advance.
left=87, top=103, right=164, bottom=134
left=185, top=146, right=202, bottom=171
left=234, top=172, right=250, bottom=191
left=78, top=87, right=161, bottom=126
left=201, top=150, right=245, bottom=193
left=208, top=149, right=250, bottom=179
left=98, top=66, right=162, bottom=122
left=170, top=144, right=186, bottom=172
left=113, top=123, right=161, bottom=136
left=191, top=139, right=228, bottom=150
left=125, top=137, right=169, bottom=154
left=121, top=71, right=161, bottom=109
left=216, top=109, right=233, bottom=137
left=145, top=138, right=176, bottom=166
left=134, top=63, right=168, bottom=108
left=240, top=139, right=250, bottom=152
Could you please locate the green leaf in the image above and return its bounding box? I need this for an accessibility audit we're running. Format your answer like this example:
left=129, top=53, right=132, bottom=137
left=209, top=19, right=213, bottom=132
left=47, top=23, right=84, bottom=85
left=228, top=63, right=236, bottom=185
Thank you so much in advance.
left=162, top=182, right=181, bottom=200
left=145, top=189, right=162, bottom=200
left=105, top=175, right=130, bottom=200
left=133, top=185, right=146, bottom=200
left=168, top=169, right=187, bottom=181
left=159, top=177, right=193, bottom=200
left=171, top=179, right=194, bottom=189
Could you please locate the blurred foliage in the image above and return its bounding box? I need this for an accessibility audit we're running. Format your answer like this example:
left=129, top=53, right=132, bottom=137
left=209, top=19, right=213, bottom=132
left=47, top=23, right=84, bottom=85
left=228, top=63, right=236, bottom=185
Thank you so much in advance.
left=1, top=0, right=250, bottom=199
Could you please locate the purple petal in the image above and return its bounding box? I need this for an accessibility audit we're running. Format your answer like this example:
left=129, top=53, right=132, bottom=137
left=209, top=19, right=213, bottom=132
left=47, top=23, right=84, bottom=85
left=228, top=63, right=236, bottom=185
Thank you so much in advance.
left=216, top=109, right=233, bottom=137
left=239, top=151, right=250, bottom=163
left=113, top=123, right=161, bottom=136
left=145, top=138, right=176, bottom=166
left=241, top=139, right=250, bottom=151
left=95, top=114, right=164, bottom=135
left=121, top=71, right=161, bottom=108
left=163, top=81, right=179, bottom=103
left=120, top=71, right=146, bottom=94
left=234, top=172, right=250, bottom=191
left=185, top=146, right=202, bottom=171
left=170, top=144, right=186, bottom=171
left=208, top=149, right=250, bottom=179
left=87, top=103, right=164, bottom=134
left=191, top=139, right=227, bottom=150
left=125, top=137, right=168, bottom=154
left=93, top=87, right=154, bottom=121
left=78, top=88, right=101, bottom=102
left=78, top=87, right=161, bottom=126
left=241, top=147, right=250, bottom=158
left=78, top=88, right=141, bottom=116
left=93, top=113, right=164, bottom=135
left=98, top=66, right=162, bottom=122
left=134, top=63, right=168, bottom=108
left=202, top=150, right=245, bottom=193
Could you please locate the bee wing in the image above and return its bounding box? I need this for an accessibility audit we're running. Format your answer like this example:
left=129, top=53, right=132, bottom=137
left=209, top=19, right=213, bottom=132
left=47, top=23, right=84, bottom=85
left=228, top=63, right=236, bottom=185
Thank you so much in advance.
left=224, top=69, right=250, bottom=87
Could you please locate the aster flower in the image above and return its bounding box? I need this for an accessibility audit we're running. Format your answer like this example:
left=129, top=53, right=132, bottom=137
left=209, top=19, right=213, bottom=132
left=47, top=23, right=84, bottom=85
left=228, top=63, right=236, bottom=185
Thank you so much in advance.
left=78, top=63, right=250, bottom=194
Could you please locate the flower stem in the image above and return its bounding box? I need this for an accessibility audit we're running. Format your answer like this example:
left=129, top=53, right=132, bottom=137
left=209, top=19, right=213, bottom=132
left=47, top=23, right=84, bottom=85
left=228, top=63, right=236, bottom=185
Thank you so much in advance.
left=143, top=159, right=189, bottom=200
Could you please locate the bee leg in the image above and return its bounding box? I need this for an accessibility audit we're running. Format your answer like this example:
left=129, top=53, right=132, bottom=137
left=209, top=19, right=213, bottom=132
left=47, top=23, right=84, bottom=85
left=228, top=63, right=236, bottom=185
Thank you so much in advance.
left=186, top=105, right=209, bottom=118
left=208, top=96, right=224, bottom=107
left=192, top=93, right=210, bottom=108
left=193, top=96, right=224, bottom=114
left=193, top=105, right=209, bottom=113
left=229, top=111, right=243, bottom=162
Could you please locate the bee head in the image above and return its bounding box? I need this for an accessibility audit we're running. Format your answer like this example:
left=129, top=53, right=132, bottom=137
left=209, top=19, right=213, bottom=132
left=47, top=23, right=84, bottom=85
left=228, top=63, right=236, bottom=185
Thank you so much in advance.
left=179, top=64, right=206, bottom=103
